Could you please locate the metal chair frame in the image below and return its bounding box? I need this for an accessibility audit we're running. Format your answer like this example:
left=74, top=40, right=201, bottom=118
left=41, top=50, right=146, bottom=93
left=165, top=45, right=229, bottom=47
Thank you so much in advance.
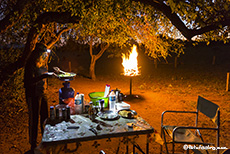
left=160, top=96, right=220, bottom=154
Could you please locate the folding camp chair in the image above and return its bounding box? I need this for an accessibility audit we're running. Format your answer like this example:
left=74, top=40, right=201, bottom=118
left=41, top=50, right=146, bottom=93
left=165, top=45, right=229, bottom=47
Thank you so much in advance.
left=160, top=96, right=220, bottom=154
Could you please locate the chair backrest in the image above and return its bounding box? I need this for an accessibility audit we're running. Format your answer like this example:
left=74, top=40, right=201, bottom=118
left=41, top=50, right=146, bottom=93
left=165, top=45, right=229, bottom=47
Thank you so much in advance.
left=197, top=96, right=220, bottom=126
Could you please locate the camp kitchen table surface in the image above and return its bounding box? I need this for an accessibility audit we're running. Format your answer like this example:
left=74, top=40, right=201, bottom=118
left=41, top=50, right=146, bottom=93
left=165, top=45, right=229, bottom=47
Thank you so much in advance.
left=42, top=114, right=154, bottom=153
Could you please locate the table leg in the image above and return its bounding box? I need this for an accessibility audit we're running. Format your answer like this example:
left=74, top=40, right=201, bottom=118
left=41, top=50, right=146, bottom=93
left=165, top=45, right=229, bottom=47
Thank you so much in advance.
left=133, top=144, right=135, bottom=154
left=48, top=144, right=64, bottom=154
left=146, top=134, right=151, bottom=154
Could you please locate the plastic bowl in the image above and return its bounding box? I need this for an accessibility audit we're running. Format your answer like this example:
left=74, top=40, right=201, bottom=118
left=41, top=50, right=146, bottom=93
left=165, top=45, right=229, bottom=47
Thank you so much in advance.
left=88, top=92, right=108, bottom=107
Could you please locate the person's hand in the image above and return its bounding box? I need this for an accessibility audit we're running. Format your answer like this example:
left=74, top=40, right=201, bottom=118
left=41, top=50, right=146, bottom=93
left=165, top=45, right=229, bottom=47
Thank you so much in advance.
left=53, top=67, right=60, bottom=73
left=52, top=72, right=58, bottom=77
left=47, top=72, right=54, bottom=76
left=48, top=72, right=58, bottom=77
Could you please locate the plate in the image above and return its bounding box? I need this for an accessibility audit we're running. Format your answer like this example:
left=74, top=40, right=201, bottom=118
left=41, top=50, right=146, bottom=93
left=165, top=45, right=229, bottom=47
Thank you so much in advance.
left=118, top=109, right=137, bottom=119
left=57, top=72, right=76, bottom=81
left=97, top=110, right=119, bottom=120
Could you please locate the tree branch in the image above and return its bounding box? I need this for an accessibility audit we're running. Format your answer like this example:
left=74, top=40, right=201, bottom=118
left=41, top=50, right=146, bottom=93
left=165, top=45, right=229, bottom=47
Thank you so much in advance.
left=0, top=0, right=33, bottom=33
left=134, top=0, right=230, bottom=40
left=89, top=37, right=94, bottom=57
left=95, top=43, right=109, bottom=60
left=35, top=12, right=82, bottom=25
left=133, top=0, right=194, bottom=40
left=47, top=27, right=71, bottom=48
left=192, top=18, right=230, bottom=36
left=19, top=12, right=81, bottom=67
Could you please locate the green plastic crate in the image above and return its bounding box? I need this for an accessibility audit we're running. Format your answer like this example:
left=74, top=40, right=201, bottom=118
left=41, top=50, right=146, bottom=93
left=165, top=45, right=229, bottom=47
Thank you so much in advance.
left=88, top=92, right=108, bottom=107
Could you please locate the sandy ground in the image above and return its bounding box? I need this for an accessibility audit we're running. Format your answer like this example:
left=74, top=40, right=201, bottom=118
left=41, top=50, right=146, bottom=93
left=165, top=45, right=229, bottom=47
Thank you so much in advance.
left=1, top=48, right=230, bottom=154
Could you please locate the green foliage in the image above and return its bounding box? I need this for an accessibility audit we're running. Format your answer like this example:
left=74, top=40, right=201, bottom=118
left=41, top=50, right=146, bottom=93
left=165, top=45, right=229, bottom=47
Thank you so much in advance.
left=0, top=48, right=25, bottom=119
left=0, top=68, right=26, bottom=118
left=1, top=0, right=230, bottom=62
left=78, top=0, right=134, bottom=46
left=0, top=47, right=22, bottom=69
left=0, top=48, right=25, bottom=117
left=166, top=0, right=230, bottom=42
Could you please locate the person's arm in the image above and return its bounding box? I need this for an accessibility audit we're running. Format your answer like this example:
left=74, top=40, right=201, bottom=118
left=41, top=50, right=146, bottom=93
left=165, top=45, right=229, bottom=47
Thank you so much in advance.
left=25, top=71, right=56, bottom=86
left=33, top=72, right=56, bottom=83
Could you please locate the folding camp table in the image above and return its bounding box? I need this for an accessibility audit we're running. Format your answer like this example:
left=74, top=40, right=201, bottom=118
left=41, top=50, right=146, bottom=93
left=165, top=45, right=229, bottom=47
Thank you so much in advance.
left=42, top=114, right=154, bottom=154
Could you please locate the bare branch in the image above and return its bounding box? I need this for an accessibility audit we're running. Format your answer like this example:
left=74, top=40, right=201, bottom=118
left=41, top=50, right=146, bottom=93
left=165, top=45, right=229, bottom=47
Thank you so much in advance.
left=0, top=0, right=33, bottom=33
left=133, top=0, right=230, bottom=40
left=95, top=43, right=109, bottom=60
left=19, top=12, right=81, bottom=67
left=47, top=27, right=71, bottom=48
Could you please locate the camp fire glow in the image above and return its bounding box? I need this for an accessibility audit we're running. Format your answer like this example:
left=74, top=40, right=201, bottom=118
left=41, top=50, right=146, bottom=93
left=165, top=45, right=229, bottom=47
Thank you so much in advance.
left=122, top=45, right=139, bottom=77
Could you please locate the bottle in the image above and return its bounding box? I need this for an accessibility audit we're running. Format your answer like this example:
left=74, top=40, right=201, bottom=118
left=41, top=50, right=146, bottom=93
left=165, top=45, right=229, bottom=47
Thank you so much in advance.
left=75, top=92, right=82, bottom=114
left=50, top=106, right=55, bottom=120
left=55, top=108, right=60, bottom=120
left=59, top=81, right=75, bottom=104
left=66, top=106, right=70, bottom=120
left=49, top=106, right=56, bottom=126
left=115, top=88, right=120, bottom=103
left=109, top=90, right=116, bottom=111
left=88, top=102, right=96, bottom=121
left=81, top=94, right=84, bottom=114
left=99, top=99, right=104, bottom=112
left=62, top=108, right=66, bottom=121
left=104, top=84, right=110, bottom=97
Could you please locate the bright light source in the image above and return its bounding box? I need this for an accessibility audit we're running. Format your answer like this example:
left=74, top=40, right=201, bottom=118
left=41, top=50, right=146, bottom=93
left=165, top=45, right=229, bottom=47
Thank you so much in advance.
left=122, top=45, right=139, bottom=76
left=47, top=49, right=51, bottom=53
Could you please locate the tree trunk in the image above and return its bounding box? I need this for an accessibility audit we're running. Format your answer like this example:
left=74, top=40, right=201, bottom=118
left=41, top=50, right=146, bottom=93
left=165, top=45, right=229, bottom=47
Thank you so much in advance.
left=88, top=37, right=110, bottom=80
left=90, top=55, right=96, bottom=81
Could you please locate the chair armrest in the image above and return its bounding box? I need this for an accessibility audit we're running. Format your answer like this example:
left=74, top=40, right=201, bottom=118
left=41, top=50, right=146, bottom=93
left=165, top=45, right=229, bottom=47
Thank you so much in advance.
left=161, top=110, right=197, bottom=127
left=172, top=126, right=219, bottom=141
left=173, top=126, right=219, bottom=131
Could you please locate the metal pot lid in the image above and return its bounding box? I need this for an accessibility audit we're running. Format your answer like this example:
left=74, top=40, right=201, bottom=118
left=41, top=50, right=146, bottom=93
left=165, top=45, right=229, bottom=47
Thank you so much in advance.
left=97, top=110, right=119, bottom=120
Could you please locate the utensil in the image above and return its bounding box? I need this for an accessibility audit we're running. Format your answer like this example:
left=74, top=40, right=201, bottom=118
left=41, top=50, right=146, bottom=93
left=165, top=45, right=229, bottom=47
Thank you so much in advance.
left=67, top=126, right=79, bottom=129
left=53, top=67, right=66, bottom=74
left=89, top=128, right=98, bottom=136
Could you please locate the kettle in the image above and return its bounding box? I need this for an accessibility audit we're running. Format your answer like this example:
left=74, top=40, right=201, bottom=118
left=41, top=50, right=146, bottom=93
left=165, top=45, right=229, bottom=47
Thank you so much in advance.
left=114, top=88, right=124, bottom=102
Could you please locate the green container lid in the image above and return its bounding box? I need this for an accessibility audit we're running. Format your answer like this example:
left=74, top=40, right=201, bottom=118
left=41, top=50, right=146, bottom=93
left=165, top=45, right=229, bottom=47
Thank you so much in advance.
left=88, top=92, right=108, bottom=107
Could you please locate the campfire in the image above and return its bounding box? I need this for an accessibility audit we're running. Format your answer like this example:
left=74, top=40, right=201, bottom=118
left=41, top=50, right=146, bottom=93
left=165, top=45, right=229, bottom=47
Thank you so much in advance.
left=122, top=45, right=140, bottom=97
left=122, top=45, right=140, bottom=76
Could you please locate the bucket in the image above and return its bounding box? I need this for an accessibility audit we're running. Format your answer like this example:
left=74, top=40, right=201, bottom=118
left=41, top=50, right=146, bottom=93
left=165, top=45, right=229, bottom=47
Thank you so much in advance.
left=88, top=92, right=108, bottom=108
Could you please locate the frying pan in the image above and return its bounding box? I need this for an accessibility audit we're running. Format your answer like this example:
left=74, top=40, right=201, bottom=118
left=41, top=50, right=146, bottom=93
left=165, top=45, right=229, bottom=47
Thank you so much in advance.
left=56, top=72, right=76, bottom=81
left=53, top=67, right=76, bottom=81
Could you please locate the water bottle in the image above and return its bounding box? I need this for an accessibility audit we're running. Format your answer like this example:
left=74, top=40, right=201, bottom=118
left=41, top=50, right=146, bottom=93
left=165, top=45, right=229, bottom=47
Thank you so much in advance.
left=75, top=92, right=84, bottom=114
left=109, top=90, right=116, bottom=111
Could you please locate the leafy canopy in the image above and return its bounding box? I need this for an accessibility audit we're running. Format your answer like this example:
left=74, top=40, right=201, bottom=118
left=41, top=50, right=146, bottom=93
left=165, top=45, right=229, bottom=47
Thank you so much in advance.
left=1, top=0, right=230, bottom=59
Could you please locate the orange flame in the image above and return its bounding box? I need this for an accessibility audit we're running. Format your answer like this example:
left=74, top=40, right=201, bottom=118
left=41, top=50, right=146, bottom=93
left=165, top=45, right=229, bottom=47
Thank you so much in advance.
left=122, top=45, right=139, bottom=76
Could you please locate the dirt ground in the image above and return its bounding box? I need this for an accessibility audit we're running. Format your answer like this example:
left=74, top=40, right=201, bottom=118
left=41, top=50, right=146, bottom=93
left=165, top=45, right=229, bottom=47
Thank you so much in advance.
left=1, top=46, right=230, bottom=154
